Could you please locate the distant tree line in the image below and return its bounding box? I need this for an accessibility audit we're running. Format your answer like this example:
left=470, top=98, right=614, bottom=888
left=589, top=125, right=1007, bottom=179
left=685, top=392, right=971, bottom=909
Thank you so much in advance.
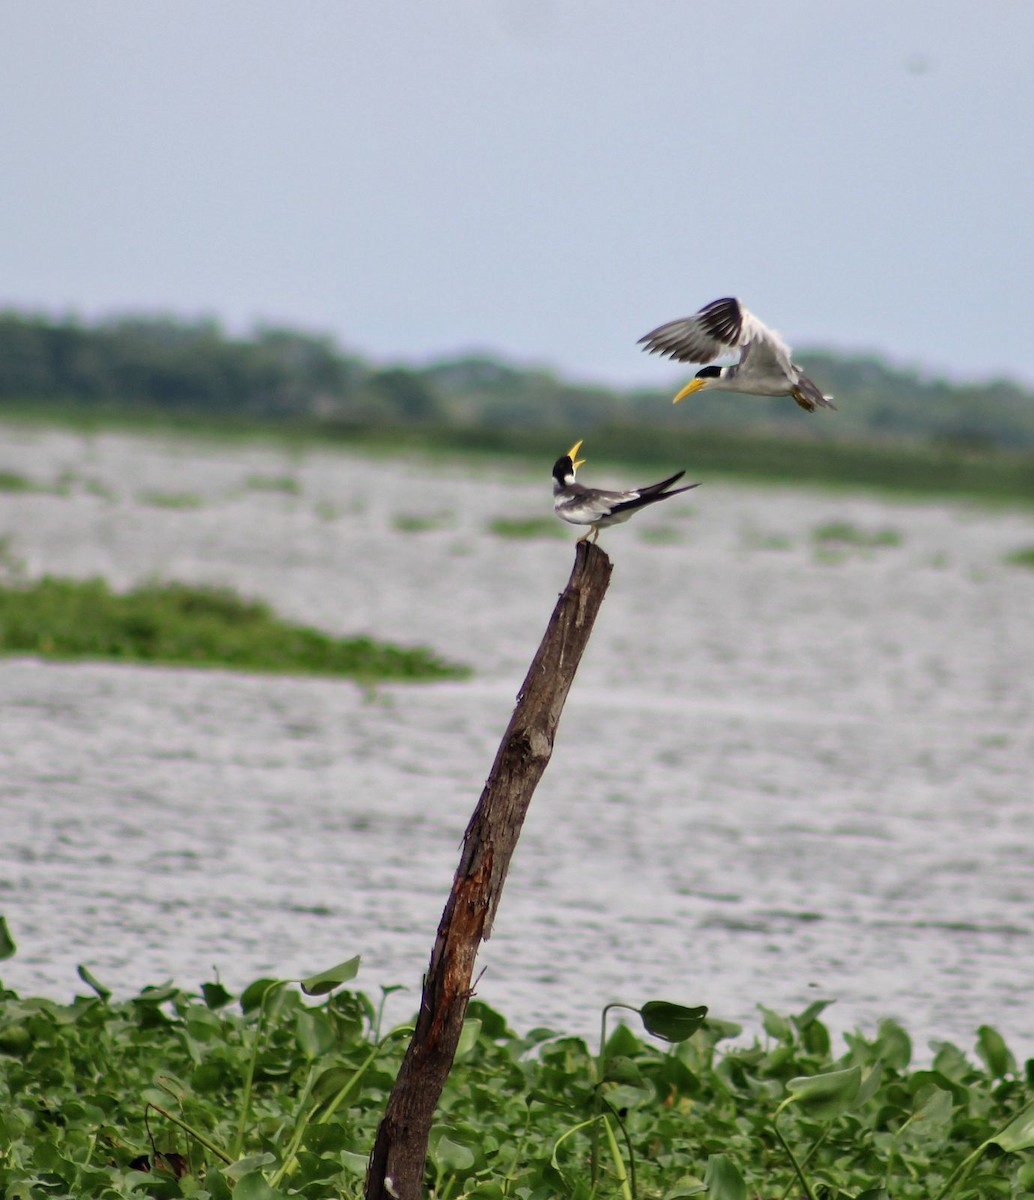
left=2, top=310, right=1033, bottom=448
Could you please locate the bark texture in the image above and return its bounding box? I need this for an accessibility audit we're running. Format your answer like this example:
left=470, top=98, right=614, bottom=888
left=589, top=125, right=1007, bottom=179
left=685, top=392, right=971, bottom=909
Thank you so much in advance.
left=365, top=541, right=614, bottom=1200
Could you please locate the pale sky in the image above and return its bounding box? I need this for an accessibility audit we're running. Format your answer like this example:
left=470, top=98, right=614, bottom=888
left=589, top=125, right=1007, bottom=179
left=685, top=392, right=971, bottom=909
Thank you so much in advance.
left=2, top=1, right=1033, bottom=387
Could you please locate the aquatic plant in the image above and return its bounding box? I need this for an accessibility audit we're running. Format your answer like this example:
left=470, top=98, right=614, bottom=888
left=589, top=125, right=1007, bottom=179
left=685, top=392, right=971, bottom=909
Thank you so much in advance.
left=487, top=515, right=567, bottom=539
left=1004, top=546, right=1034, bottom=569
left=0, top=930, right=1031, bottom=1200
left=137, top=490, right=206, bottom=509
left=0, top=577, right=469, bottom=681
left=243, top=473, right=302, bottom=495
left=392, top=512, right=454, bottom=533
left=0, top=469, right=37, bottom=492
left=812, top=520, right=903, bottom=547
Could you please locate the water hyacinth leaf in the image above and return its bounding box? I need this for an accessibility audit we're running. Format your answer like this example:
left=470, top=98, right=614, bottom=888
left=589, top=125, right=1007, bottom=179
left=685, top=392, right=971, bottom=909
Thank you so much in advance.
left=959, top=1177, right=1015, bottom=1199
left=455, top=1017, right=482, bottom=1060
left=991, top=1101, right=1034, bottom=1153
left=223, top=1153, right=277, bottom=1180
left=703, top=1152, right=746, bottom=1200
left=785, top=1065, right=862, bottom=1119
left=699, top=1016, right=743, bottom=1046
left=904, top=1083, right=953, bottom=1141
left=855, top=1061, right=884, bottom=1108
left=759, top=1004, right=791, bottom=1041
left=240, top=978, right=283, bottom=1013
left=296, top=1008, right=336, bottom=1059
left=132, top=982, right=180, bottom=1006
left=467, top=998, right=509, bottom=1039
left=185, top=1007, right=228, bottom=1040
left=794, top=998, right=835, bottom=1028
left=301, top=955, right=361, bottom=996
left=606, top=1082, right=655, bottom=1112
left=233, top=1169, right=286, bottom=1200
left=908, top=1068, right=969, bottom=1108
left=339, top=1150, right=371, bottom=1176
left=76, top=964, right=112, bottom=1001
left=302, top=1123, right=350, bottom=1156
left=309, top=1065, right=354, bottom=1104
left=605, top=1020, right=643, bottom=1059
left=192, top=1060, right=227, bottom=1092
left=640, top=1001, right=708, bottom=1043
left=202, top=980, right=234, bottom=1009
left=976, top=1024, right=1015, bottom=1079
left=876, top=1017, right=912, bottom=1069
left=205, top=1168, right=234, bottom=1200
left=433, top=1133, right=476, bottom=1172
left=0, top=915, right=16, bottom=960
left=931, top=1040, right=969, bottom=1080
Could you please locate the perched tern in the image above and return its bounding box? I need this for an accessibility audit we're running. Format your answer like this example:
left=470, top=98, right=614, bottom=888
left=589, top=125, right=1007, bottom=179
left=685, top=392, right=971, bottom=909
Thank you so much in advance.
left=639, top=296, right=835, bottom=412
left=552, top=440, right=698, bottom=544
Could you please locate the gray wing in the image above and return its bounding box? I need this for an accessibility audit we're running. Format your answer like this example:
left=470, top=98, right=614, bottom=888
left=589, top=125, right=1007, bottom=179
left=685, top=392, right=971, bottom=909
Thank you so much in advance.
left=739, top=321, right=795, bottom=376
left=556, top=484, right=640, bottom=523
left=638, top=296, right=748, bottom=363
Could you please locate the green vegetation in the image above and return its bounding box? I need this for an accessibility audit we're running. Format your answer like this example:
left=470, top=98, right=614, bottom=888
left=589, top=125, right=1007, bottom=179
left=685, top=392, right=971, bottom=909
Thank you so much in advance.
left=637, top=524, right=684, bottom=545
left=5, top=310, right=1034, bottom=502
left=82, top=478, right=119, bottom=501
left=487, top=515, right=566, bottom=540
left=742, top=529, right=794, bottom=551
left=138, top=490, right=205, bottom=510
left=243, top=474, right=302, bottom=495
left=392, top=512, right=454, bottom=533
left=0, top=469, right=37, bottom=493
left=0, top=577, right=468, bottom=681
left=812, top=521, right=903, bottom=548
left=0, top=936, right=1031, bottom=1199
left=1004, top=546, right=1034, bottom=569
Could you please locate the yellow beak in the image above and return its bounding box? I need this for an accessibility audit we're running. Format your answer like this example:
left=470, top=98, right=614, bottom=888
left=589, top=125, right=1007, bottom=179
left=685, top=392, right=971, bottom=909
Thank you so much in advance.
left=673, top=378, right=707, bottom=404
left=566, top=438, right=586, bottom=470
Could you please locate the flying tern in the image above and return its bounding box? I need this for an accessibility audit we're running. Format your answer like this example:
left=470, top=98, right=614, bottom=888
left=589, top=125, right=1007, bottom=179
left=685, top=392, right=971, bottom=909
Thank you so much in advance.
left=639, top=296, right=835, bottom=412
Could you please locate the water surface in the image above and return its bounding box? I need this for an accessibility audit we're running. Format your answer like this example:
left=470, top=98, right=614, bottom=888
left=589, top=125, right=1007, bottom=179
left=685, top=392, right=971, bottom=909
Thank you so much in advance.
left=1, top=425, right=1032, bottom=1058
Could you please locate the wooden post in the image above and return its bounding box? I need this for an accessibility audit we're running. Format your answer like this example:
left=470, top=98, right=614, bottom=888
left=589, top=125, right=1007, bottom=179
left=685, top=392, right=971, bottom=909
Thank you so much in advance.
left=365, top=541, right=614, bottom=1200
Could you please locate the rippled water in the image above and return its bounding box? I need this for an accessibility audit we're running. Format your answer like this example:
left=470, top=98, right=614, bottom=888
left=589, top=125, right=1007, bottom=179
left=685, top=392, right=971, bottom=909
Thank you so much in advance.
left=2, top=424, right=1033, bottom=1059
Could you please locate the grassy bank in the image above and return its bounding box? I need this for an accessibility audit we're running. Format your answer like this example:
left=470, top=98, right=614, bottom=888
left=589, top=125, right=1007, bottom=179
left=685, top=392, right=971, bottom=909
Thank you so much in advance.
left=5, top=402, right=1034, bottom=503
left=0, top=577, right=468, bottom=682
left=349, top=423, right=1034, bottom=504
left=0, top=941, right=1031, bottom=1198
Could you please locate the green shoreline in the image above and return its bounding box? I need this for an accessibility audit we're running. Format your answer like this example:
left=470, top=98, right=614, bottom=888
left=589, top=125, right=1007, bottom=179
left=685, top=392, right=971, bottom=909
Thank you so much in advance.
left=5, top=402, right=1034, bottom=504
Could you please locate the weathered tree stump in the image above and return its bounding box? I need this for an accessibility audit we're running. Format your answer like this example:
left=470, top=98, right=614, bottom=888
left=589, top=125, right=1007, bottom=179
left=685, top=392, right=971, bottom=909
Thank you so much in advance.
left=365, top=541, right=614, bottom=1200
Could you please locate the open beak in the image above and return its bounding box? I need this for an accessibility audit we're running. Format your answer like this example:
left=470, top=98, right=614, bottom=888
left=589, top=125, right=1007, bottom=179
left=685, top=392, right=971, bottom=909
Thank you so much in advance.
left=673, top=378, right=707, bottom=404
left=566, top=438, right=586, bottom=470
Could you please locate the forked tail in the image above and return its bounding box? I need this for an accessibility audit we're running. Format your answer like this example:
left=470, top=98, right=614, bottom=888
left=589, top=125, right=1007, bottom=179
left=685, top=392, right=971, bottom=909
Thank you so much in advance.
left=791, top=372, right=836, bottom=412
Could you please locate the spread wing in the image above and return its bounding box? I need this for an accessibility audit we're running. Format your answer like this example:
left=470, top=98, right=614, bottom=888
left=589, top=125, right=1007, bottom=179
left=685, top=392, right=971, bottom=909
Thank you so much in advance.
left=638, top=297, right=783, bottom=365
left=738, top=322, right=794, bottom=376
